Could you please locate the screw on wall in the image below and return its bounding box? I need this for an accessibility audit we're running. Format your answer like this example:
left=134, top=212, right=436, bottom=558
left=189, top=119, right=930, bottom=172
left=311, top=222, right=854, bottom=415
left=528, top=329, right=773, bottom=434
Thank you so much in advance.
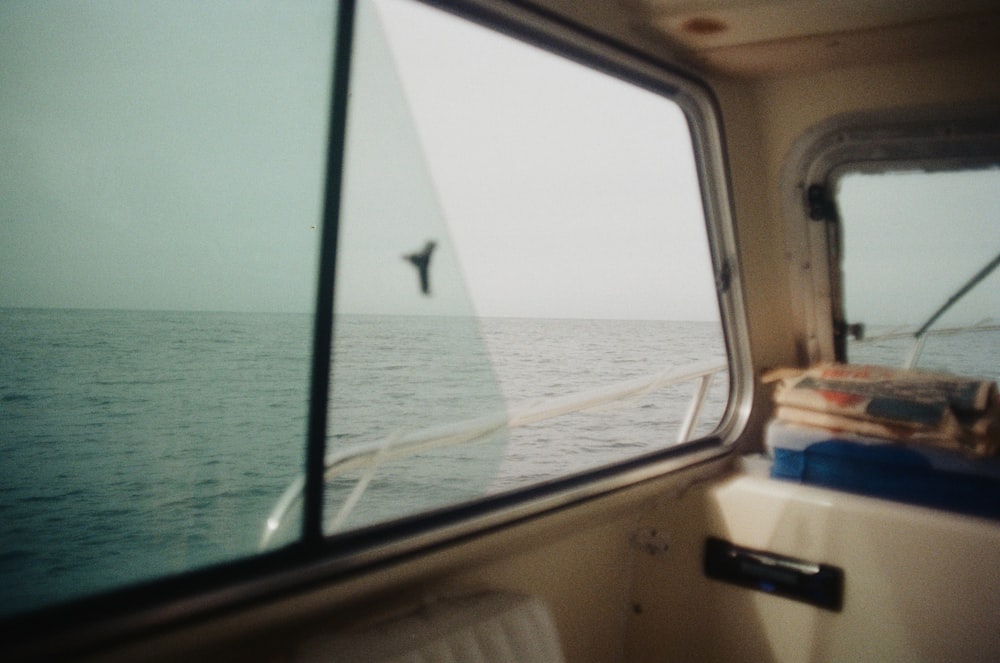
left=631, top=527, right=670, bottom=557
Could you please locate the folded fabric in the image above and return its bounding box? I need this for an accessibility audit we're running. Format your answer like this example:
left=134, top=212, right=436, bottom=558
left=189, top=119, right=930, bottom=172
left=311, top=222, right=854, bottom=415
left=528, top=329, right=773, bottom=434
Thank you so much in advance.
left=763, top=364, right=1000, bottom=457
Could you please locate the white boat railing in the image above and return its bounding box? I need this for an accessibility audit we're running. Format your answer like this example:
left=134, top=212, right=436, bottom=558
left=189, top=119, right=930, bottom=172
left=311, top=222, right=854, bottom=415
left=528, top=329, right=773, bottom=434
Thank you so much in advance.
left=847, top=250, right=999, bottom=369
left=852, top=319, right=1000, bottom=369
left=260, top=359, right=727, bottom=550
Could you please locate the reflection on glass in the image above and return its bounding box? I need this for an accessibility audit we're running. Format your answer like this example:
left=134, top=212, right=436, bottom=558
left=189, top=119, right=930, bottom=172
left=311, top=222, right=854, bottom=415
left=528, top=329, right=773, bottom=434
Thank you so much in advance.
left=325, top=0, right=509, bottom=533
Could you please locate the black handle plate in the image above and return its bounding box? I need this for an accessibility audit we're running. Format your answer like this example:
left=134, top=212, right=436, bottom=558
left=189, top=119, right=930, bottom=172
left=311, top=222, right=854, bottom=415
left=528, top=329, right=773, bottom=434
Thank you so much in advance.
left=703, top=537, right=844, bottom=611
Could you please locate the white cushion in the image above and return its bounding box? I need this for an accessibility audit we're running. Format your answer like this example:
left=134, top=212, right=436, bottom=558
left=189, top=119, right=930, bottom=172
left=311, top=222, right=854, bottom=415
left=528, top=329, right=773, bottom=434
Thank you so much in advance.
left=297, top=592, right=565, bottom=663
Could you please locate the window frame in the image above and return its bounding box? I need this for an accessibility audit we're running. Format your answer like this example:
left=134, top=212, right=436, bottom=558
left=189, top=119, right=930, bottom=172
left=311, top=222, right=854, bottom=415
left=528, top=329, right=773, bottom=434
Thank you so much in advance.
left=781, top=103, right=1000, bottom=365
left=303, top=0, right=750, bottom=537
left=1, top=0, right=749, bottom=657
left=304, top=0, right=751, bottom=550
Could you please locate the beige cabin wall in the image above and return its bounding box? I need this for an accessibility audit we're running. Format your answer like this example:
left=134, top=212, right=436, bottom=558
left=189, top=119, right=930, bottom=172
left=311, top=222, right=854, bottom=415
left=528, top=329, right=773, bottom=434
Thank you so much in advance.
left=86, top=457, right=731, bottom=663
left=756, top=50, right=1000, bottom=172
left=625, top=458, right=1000, bottom=662
left=700, top=49, right=1000, bottom=444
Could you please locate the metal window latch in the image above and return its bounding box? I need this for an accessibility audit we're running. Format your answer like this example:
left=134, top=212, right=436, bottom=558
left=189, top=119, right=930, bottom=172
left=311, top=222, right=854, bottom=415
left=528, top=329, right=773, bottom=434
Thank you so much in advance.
left=715, top=258, right=732, bottom=294
left=807, top=184, right=838, bottom=222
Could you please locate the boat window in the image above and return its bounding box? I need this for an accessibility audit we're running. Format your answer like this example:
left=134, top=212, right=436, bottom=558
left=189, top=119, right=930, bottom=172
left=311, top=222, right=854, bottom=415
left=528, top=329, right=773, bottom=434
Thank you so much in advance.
left=0, top=0, right=736, bottom=629
left=0, top=1, right=335, bottom=617
left=837, top=168, right=1000, bottom=380
left=267, top=0, right=731, bottom=542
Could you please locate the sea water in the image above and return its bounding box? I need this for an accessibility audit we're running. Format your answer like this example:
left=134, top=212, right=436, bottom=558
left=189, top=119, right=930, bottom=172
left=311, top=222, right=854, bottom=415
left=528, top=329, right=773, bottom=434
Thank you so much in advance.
left=1, top=308, right=995, bottom=617
left=1, top=308, right=311, bottom=616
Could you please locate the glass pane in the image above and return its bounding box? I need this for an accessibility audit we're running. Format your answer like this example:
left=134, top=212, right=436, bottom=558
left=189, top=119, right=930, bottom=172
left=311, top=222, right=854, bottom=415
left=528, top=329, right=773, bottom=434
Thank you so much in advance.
left=839, top=169, right=1000, bottom=380
left=318, top=0, right=511, bottom=534
left=0, top=1, right=335, bottom=616
left=300, top=0, right=728, bottom=538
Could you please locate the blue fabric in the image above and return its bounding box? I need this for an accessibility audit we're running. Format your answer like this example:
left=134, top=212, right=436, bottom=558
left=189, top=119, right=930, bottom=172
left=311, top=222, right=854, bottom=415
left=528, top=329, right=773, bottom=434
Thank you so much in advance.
left=771, top=440, right=1000, bottom=520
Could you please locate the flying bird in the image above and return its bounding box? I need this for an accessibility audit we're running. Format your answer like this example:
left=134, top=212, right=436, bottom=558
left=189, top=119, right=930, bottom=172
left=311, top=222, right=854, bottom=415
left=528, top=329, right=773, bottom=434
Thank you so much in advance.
left=403, top=240, right=436, bottom=295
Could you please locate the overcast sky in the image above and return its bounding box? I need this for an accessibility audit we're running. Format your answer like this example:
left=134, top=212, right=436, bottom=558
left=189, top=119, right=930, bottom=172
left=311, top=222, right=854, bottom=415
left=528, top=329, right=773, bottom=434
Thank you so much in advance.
left=332, top=0, right=719, bottom=320
left=0, top=1, right=336, bottom=314
left=2, top=0, right=995, bottom=326
left=0, top=0, right=720, bottom=321
left=838, top=169, right=1000, bottom=327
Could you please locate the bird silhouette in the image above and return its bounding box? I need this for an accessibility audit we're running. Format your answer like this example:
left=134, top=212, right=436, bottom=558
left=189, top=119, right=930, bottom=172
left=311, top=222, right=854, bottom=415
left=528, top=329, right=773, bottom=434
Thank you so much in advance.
left=403, top=240, right=436, bottom=295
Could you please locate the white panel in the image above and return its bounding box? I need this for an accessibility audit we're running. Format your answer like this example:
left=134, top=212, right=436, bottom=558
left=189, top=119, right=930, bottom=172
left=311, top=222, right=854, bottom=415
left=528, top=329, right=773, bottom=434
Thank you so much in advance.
left=296, top=592, right=565, bottom=663
left=628, top=455, right=1000, bottom=662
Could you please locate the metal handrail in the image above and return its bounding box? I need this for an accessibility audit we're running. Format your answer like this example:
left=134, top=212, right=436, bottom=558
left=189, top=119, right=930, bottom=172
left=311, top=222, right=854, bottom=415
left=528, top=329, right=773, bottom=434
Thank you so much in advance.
left=851, top=319, right=1000, bottom=369
left=908, top=250, right=998, bottom=368
left=857, top=319, right=1000, bottom=343
left=849, top=249, right=1000, bottom=369
left=260, top=359, right=727, bottom=549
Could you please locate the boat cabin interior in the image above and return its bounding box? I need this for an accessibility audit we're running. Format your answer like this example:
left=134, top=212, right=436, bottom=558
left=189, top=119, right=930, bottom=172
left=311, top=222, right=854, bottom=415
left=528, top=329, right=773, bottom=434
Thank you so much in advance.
left=3, top=0, right=999, bottom=661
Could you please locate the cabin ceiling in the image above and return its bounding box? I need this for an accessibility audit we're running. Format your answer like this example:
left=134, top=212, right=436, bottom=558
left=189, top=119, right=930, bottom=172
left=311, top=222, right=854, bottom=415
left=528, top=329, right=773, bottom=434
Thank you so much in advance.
left=529, top=0, right=1000, bottom=76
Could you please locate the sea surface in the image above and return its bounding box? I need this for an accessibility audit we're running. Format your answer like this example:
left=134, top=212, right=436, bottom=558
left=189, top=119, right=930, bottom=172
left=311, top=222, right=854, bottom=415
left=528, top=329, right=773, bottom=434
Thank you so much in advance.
left=1, top=308, right=995, bottom=618
left=1, top=308, right=311, bottom=617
